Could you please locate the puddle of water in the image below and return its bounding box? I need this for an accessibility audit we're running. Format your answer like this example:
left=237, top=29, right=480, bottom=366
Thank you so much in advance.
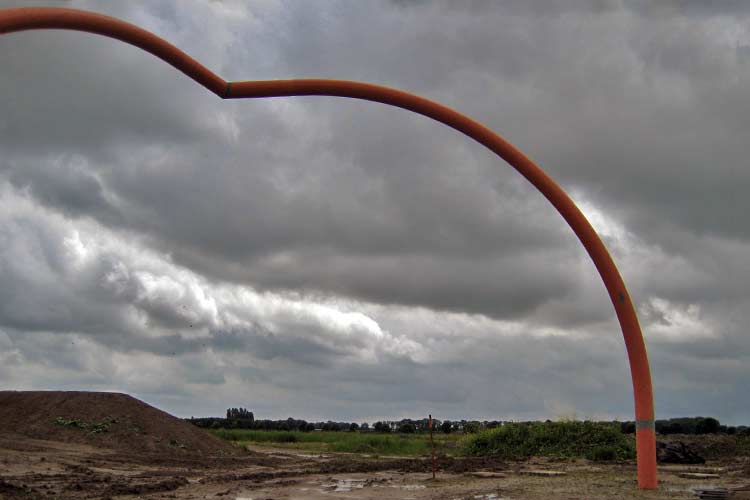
left=400, top=484, right=426, bottom=491
left=454, top=494, right=507, bottom=500
left=662, top=484, right=723, bottom=493
left=329, top=478, right=367, bottom=492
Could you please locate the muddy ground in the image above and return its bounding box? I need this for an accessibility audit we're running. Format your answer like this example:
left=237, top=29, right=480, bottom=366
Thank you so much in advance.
left=1, top=433, right=749, bottom=500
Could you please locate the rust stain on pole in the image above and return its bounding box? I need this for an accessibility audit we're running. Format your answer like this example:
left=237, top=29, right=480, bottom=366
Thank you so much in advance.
left=0, top=7, right=658, bottom=489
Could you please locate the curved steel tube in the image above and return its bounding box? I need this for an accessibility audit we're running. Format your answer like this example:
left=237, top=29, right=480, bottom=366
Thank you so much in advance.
left=0, top=7, right=657, bottom=488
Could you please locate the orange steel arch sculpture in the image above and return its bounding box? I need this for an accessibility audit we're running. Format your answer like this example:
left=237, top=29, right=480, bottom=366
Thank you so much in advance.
left=0, top=7, right=658, bottom=489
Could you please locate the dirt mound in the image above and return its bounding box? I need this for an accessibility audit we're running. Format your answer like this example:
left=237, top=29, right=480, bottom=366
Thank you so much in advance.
left=661, top=434, right=746, bottom=461
left=656, top=440, right=705, bottom=464
left=0, top=391, right=239, bottom=457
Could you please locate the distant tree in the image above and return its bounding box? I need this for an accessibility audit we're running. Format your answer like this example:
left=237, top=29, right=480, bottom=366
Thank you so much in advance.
left=621, top=421, right=636, bottom=434
left=349, top=423, right=360, bottom=432
left=360, top=422, right=370, bottom=431
left=441, top=420, right=453, bottom=434
left=696, top=417, right=720, bottom=434
left=322, top=421, right=347, bottom=432
left=464, top=421, right=481, bottom=434
left=671, top=422, right=686, bottom=434
left=373, top=421, right=391, bottom=433
left=399, top=422, right=416, bottom=434
left=660, top=422, right=685, bottom=435
left=417, top=419, right=432, bottom=432
left=226, top=407, right=254, bottom=425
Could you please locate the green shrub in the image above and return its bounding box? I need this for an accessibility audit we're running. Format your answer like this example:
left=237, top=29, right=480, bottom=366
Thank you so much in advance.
left=464, top=421, right=481, bottom=434
left=398, top=423, right=416, bottom=434
left=463, top=420, right=635, bottom=461
left=589, top=445, right=618, bottom=461
left=55, top=417, right=88, bottom=429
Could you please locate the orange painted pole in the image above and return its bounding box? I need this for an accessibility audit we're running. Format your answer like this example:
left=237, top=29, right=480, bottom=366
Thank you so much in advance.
left=0, top=7, right=657, bottom=489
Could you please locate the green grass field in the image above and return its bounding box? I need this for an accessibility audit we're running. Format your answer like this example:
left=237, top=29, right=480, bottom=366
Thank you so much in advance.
left=211, top=422, right=748, bottom=462
left=210, top=429, right=463, bottom=456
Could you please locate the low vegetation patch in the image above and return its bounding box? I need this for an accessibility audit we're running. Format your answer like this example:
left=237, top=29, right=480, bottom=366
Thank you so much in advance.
left=54, top=416, right=117, bottom=434
left=738, top=434, right=750, bottom=455
left=463, top=421, right=635, bottom=461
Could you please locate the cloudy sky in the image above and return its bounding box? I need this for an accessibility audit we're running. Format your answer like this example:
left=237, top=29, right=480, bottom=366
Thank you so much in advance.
left=1, top=0, right=749, bottom=425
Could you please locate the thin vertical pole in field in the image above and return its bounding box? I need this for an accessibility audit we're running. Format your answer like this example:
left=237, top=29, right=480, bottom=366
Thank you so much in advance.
left=429, top=414, right=436, bottom=479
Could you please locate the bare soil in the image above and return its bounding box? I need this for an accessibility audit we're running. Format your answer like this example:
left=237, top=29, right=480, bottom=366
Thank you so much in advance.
left=0, top=392, right=238, bottom=458
left=1, top=391, right=748, bottom=499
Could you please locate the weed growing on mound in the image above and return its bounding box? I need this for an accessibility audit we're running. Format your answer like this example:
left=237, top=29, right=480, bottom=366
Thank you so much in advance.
left=463, top=421, right=635, bottom=461
left=54, top=417, right=117, bottom=434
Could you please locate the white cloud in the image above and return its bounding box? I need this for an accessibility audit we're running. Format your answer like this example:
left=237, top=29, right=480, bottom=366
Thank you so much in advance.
left=642, top=298, right=715, bottom=341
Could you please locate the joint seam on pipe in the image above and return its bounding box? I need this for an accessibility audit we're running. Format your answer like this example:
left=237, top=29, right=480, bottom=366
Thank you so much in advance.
left=636, top=419, right=655, bottom=431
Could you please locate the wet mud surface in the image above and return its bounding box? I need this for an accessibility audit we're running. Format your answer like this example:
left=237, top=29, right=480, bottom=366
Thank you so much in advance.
left=2, top=433, right=749, bottom=499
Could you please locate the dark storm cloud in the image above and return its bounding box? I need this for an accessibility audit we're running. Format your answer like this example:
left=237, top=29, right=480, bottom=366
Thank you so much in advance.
left=1, top=0, right=750, bottom=423
left=626, top=0, right=750, bottom=18
left=6, top=156, right=120, bottom=224
left=1, top=15, right=586, bottom=323
left=0, top=31, right=211, bottom=155
left=270, top=0, right=750, bottom=251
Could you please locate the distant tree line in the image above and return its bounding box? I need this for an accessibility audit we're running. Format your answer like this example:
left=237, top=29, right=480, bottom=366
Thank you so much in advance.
left=369, top=419, right=502, bottom=434
left=188, top=409, right=748, bottom=436
left=188, top=410, right=503, bottom=434
left=619, top=417, right=749, bottom=436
